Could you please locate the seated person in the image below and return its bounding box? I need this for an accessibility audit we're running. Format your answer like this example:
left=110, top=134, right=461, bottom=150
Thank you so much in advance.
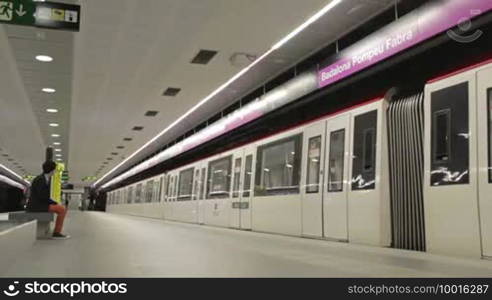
left=26, top=161, right=70, bottom=239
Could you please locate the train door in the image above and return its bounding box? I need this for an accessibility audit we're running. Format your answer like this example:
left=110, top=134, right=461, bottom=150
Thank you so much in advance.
left=230, top=150, right=244, bottom=228
left=229, top=147, right=254, bottom=230
left=424, top=71, right=481, bottom=258
left=323, top=114, right=351, bottom=241
left=477, top=67, right=492, bottom=258
left=301, top=121, right=325, bottom=237
left=240, top=147, right=255, bottom=230
left=197, top=163, right=207, bottom=224
left=347, top=101, right=391, bottom=246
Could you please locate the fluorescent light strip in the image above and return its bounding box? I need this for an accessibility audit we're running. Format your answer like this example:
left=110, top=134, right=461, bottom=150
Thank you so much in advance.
left=93, top=49, right=272, bottom=187
left=272, top=0, right=342, bottom=50
left=93, top=0, right=343, bottom=188
left=0, top=164, right=30, bottom=186
left=0, top=174, right=25, bottom=190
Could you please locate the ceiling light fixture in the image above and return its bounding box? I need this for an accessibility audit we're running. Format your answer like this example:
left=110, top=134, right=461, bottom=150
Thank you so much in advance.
left=49, top=123, right=59, bottom=127
left=55, top=149, right=62, bottom=152
left=93, top=0, right=343, bottom=188
left=51, top=134, right=60, bottom=137
left=53, top=142, right=61, bottom=145
left=35, top=55, right=53, bottom=62
left=42, top=88, right=56, bottom=93
left=46, top=108, right=58, bottom=113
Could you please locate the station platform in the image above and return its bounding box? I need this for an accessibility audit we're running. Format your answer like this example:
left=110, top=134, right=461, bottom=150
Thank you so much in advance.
left=2, top=211, right=492, bottom=278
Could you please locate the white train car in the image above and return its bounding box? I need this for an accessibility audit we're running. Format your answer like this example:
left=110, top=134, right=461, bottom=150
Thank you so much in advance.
left=107, top=175, right=164, bottom=219
left=106, top=59, right=492, bottom=259
left=107, top=97, right=391, bottom=248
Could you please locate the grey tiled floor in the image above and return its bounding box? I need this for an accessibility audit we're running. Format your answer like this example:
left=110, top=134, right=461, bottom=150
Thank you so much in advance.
left=2, top=211, right=492, bottom=277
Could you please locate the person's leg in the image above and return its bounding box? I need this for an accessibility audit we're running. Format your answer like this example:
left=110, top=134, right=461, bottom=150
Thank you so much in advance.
left=48, top=204, right=67, bottom=234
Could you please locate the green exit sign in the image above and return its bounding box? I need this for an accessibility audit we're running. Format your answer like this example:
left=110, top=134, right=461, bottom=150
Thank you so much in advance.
left=0, top=0, right=35, bottom=25
left=0, top=0, right=80, bottom=31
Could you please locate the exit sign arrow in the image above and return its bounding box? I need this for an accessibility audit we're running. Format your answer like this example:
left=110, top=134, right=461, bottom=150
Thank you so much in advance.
left=16, top=4, right=26, bottom=17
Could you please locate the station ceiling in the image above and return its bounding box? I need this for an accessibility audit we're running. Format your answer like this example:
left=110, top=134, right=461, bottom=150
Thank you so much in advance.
left=0, top=0, right=393, bottom=187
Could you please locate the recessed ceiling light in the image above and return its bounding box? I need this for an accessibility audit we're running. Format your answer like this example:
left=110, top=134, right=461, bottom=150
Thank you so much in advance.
left=56, top=158, right=62, bottom=161
left=51, top=134, right=60, bottom=137
left=53, top=142, right=61, bottom=145
left=111, top=152, right=118, bottom=155
left=42, top=88, right=56, bottom=93
left=132, top=126, right=144, bottom=131
left=162, top=88, right=181, bottom=97
left=49, top=123, right=59, bottom=127
left=55, top=154, right=62, bottom=157
left=145, top=111, right=159, bottom=117
left=116, top=146, right=124, bottom=149
left=123, top=138, right=132, bottom=141
left=191, top=49, right=218, bottom=65
left=36, top=55, right=53, bottom=62
left=46, top=108, right=58, bottom=113
left=55, top=149, right=62, bottom=152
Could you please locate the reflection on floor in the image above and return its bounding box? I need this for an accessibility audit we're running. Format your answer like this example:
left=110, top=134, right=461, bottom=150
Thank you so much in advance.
left=2, top=211, right=492, bottom=277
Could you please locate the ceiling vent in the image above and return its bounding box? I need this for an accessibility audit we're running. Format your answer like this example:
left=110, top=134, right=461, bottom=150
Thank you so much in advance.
left=145, top=111, right=159, bottom=117
left=111, top=152, right=118, bottom=156
left=162, top=87, right=181, bottom=97
left=116, top=146, right=125, bottom=149
left=107, top=158, right=113, bottom=161
left=191, top=49, right=218, bottom=65
left=123, top=138, right=133, bottom=141
left=132, top=126, right=144, bottom=131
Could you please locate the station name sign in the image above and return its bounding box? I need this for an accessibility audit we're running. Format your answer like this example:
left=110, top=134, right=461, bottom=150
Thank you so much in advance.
left=318, top=0, right=492, bottom=88
left=0, top=0, right=80, bottom=31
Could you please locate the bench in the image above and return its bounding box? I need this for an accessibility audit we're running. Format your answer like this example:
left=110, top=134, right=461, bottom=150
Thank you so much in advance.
left=8, top=211, right=55, bottom=239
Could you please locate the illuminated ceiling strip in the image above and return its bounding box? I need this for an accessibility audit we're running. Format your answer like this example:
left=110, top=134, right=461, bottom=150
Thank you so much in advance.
left=0, top=174, right=25, bottom=190
left=93, top=0, right=343, bottom=188
left=0, top=164, right=30, bottom=186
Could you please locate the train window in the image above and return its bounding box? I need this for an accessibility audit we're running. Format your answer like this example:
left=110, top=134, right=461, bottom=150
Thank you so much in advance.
left=127, top=186, right=133, bottom=203
left=178, top=168, right=194, bottom=201
left=243, top=155, right=253, bottom=197
left=363, top=128, right=375, bottom=171
left=232, top=158, right=242, bottom=198
left=352, top=110, right=377, bottom=190
left=192, top=169, right=200, bottom=200
left=158, top=177, right=163, bottom=202
left=200, top=168, right=206, bottom=199
left=174, top=175, right=179, bottom=199
left=165, top=175, right=171, bottom=201
left=145, top=181, right=153, bottom=202
left=136, top=184, right=142, bottom=203
left=432, top=109, right=451, bottom=163
left=306, top=136, right=322, bottom=193
left=489, top=88, right=492, bottom=183
left=430, top=82, right=469, bottom=186
left=328, top=129, right=345, bottom=192
left=168, top=176, right=173, bottom=201
left=207, top=156, right=232, bottom=199
left=255, top=134, right=302, bottom=196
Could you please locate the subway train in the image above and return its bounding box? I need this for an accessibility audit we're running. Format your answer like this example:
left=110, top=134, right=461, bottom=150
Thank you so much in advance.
left=106, top=58, right=492, bottom=260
